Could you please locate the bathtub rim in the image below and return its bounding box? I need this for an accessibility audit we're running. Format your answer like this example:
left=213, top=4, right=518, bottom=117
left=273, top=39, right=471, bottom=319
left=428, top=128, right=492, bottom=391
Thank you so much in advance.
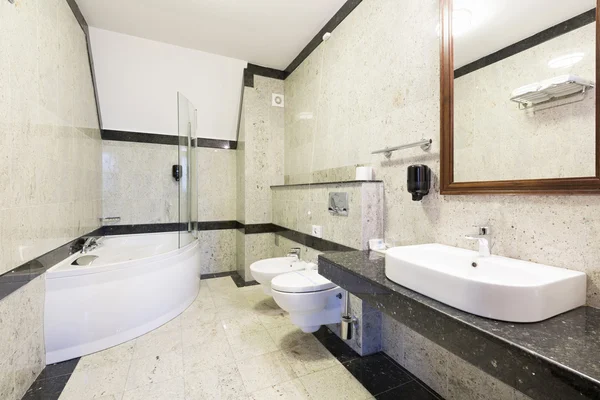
left=46, top=231, right=199, bottom=279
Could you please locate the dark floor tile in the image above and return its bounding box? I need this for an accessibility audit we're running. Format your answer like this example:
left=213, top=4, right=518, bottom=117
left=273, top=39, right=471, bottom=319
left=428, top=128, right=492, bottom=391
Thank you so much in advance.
left=230, top=273, right=259, bottom=288
left=312, top=326, right=360, bottom=363
left=375, top=380, right=443, bottom=400
left=344, top=352, right=413, bottom=395
left=21, top=374, right=71, bottom=400
left=38, top=358, right=79, bottom=380
left=200, top=271, right=236, bottom=279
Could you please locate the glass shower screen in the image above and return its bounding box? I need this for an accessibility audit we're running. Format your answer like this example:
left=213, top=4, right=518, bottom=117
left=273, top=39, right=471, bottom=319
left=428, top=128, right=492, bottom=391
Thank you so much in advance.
left=177, top=93, right=198, bottom=248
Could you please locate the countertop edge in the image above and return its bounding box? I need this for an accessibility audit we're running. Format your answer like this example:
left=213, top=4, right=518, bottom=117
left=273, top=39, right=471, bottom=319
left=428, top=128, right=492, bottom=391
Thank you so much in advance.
left=318, top=252, right=600, bottom=394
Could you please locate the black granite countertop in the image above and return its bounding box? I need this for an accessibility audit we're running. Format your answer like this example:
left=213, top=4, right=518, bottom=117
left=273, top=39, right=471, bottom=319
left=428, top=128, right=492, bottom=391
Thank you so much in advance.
left=319, top=250, right=600, bottom=399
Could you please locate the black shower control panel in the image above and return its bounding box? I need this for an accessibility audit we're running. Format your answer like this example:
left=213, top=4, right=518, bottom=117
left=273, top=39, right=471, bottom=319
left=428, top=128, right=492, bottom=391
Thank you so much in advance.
left=172, top=165, right=182, bottom=182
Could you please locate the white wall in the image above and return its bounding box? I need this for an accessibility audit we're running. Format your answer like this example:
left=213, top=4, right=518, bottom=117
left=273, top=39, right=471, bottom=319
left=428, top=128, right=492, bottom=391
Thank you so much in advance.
left=89, top=27, right=247, bottom=140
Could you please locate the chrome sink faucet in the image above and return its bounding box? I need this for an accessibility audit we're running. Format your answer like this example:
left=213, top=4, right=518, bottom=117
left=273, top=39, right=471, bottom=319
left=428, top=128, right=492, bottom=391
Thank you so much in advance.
left=465, top=226, right=492, bottom=257
left=286, top=247, right=301, bottom=260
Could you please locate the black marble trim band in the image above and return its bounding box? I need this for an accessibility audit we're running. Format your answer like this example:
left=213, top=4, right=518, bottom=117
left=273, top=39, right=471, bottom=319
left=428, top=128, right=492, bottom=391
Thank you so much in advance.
left=101, top=130, right=186, bottom=146
left=276, top=227, right=356, bottom=253
left=197, top=221, right=239, bottom=231
left=195, top=138, right=238, bottom=150
left=65, top=0, right=103, bottom=130
left=102, top=223, right=187, bottom=236
left=244, top=63, right=286, bottom=87
left=244, top=223, right=286, bottom=235
left=455, top=9, right=596, bottom=79
left=0, top=227, right=102, bottom=302
left=101, top=129, right=237, bottom=149
left=284, top=0, right=363, bottom=77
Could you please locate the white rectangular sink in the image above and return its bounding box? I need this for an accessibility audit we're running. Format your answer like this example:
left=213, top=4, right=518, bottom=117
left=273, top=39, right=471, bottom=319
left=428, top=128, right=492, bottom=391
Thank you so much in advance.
left=385, top=244, right=586, bottom=323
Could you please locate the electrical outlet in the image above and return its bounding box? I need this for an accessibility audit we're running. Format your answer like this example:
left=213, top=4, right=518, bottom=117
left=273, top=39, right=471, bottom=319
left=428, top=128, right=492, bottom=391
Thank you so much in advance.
left=312, top=225, right=323, bottom=238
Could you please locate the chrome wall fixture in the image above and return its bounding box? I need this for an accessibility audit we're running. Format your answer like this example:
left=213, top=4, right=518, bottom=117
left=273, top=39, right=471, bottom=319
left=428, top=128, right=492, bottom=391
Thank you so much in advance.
left=372, top=139, right=432, bottom=159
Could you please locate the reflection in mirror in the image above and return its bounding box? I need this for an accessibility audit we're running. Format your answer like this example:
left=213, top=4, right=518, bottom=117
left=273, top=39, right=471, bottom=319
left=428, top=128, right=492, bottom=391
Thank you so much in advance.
left=453, top=0, right=596, bottom=182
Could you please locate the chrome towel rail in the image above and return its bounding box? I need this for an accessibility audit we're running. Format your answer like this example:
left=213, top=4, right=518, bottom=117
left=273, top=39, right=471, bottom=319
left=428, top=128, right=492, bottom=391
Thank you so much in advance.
left=372, top=139, right=432, bottom=159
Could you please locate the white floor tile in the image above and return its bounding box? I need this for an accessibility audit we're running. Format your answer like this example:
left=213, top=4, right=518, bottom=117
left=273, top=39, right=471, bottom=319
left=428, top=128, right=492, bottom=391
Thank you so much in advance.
left=281, top=335, right=340, bottom=377
left=59, top=362, right=129, bottom=400
left=236, top=351, right=297, bottom=393
left=267, top=324, right=311, bottom=349
left=249, top=378, right=312, bottom=400
left=125, top=350, right=183, bottom=391
left=121, top=377, right=185, bottom=400
left=132, top=329, right=182, bottom=360
left=77, top=341, right=135, bottom=371
left=182, top=319, right=225, bottom=346
left=184, top=363, right=247, bottom=400
left=183, top=337, right=235, bottom=374
left=227, top=331, right=278, bottom=361
left=221, top=313, right=265, bottom=339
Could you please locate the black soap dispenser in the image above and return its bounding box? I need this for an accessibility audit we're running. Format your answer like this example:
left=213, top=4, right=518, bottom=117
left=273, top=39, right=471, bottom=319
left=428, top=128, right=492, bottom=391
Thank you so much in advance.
left=407, top=165, right=431, bottom=201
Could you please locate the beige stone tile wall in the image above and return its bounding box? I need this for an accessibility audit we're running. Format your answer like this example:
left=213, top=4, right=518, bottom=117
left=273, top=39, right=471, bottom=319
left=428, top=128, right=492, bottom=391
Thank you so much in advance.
left=197, top=230, right=236, bottom=274
left=0, top=277, right=46, bottom=400
left=0, top=0, right=102, bottom=276
left=272, top=182, right=384, bottom=250
left=283, top=0, right=600, bottom=309
left=382, top=315, right=532, bottom=400
left=236, top=75, right=285, bottom=280
left=102, top=141, right=179, bottom=225
left=242, top=76, right=285, bottom=224
left=197, top=148, right=236, bottom=221
left=0, top=0, right=102, bottom=396
left=454, top=24, right=596, bottom=182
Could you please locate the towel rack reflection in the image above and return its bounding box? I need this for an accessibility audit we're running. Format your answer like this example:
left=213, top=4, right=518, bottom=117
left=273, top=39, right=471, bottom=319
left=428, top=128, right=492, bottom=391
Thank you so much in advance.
left=372, top=139, right=432, bottom=159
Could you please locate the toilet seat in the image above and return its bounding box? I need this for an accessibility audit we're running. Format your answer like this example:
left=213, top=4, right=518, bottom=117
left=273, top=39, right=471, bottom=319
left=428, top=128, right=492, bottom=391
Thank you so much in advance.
left=271, top=269, right=336, bottom=293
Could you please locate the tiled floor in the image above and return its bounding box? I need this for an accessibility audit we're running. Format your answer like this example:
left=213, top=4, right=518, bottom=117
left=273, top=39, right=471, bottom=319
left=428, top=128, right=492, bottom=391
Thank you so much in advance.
left=23, top=276, right=443, bottom=400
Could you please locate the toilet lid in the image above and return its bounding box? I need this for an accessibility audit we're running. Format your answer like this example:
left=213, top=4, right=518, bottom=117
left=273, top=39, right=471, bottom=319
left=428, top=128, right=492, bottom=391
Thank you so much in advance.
left=271, top=270, right=336, bottom=293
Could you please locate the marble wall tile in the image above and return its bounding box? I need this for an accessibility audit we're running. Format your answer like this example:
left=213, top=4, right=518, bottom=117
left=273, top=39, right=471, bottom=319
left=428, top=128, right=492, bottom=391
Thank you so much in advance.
left=0, top=0, right=99, bottom=395
left=102, top=140, right=179, bottom=225
left=0, top=276, right=46, bottom=400
left=242, top=233, right=274, bottom=282
left=283, top=0, right=600, bottom=310
left=272, top=182, right=383, bottom=250
left=381, top=315, right=532, bottom=400
left=236, top=229, right=246, bottom=280
left=197, top=148, right=237, bottom=221
left=242, top=76, right=285, bottom=225
left=0, top=0, right=101, bottom=276
left=197, top=230, right=236, bottom=275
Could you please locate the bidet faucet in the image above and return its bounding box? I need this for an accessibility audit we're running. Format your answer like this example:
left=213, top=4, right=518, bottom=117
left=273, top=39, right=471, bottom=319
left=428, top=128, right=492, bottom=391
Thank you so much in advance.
left=465, top=226, right=491, bottom=257
left=286, top=247, right=301, bottom=259
left=82, top=236, right=102, bottom=254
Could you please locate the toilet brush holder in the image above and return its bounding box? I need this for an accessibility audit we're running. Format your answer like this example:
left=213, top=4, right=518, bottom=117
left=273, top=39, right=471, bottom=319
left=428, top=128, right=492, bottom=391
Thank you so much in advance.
left=341, top=315, right=355, bottom=340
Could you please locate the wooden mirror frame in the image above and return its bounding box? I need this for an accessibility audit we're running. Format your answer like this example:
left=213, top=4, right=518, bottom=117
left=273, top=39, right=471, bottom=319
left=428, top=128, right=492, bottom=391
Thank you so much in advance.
left=440, top=0, right=600, bottom=195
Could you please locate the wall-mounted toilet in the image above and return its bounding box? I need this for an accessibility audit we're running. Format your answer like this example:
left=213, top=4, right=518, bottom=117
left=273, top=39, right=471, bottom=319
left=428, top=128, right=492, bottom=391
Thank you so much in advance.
left=250, top=256, right=307, bottom=295
left=271, top=269, right=343, bottom=333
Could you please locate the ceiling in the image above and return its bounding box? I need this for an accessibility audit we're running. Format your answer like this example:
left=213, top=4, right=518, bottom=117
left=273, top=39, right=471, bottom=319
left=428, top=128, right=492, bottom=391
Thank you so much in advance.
left=74, top=0, right=347, bottom=70
left=454, top=0, right=596, bottom=68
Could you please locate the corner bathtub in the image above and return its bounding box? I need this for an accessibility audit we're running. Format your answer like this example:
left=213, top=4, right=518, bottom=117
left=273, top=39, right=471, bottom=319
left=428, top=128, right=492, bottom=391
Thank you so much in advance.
left=44, top=232, right=201, bottom=364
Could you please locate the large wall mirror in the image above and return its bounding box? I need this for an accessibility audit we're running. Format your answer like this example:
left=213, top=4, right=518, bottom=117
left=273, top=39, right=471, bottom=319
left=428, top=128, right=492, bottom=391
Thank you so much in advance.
left=440, top=0, right=600, bottom=194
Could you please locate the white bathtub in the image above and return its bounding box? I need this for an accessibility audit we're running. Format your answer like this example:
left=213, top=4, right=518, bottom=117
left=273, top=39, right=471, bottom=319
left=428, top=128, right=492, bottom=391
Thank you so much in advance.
left=44, top=232, right=201, bottom=364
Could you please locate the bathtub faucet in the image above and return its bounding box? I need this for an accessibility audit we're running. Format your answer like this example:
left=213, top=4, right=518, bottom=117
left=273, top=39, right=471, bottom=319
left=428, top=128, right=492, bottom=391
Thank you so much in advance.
left=82, top=236, right=102, bottom=253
